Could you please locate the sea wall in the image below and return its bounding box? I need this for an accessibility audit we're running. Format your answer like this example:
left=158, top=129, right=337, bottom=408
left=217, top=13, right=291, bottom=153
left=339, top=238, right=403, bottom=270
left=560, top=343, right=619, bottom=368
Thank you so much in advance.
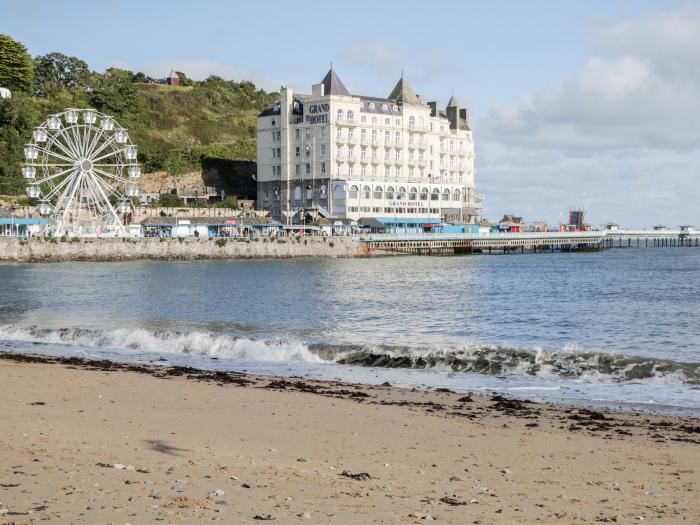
left=0, top=236, right=365, bottom=263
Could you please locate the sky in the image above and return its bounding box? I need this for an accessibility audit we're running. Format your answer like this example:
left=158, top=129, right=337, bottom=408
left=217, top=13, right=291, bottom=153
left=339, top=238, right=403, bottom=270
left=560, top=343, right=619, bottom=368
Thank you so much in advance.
left=3, top=0, right=699, bottom=227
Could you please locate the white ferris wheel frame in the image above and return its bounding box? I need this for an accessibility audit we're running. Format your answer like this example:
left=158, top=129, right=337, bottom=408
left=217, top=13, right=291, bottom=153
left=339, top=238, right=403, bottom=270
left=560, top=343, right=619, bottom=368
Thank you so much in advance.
left=22, top=108, right=141, bottom=236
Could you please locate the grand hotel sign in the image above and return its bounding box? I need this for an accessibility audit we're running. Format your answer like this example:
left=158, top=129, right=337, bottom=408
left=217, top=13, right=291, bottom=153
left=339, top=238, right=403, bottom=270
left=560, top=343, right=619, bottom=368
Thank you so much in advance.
left=305, top=103, right=329, bottom=125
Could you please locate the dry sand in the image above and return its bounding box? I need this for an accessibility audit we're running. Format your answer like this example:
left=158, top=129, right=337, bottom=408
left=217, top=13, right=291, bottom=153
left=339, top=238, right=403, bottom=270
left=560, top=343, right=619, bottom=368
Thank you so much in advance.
left=0, top=353, right=698, bottom=524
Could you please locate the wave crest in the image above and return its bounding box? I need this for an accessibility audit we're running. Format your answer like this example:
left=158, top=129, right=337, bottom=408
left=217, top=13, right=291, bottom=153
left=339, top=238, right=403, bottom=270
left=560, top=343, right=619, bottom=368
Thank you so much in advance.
left=1, top=325, right=698, bottom=385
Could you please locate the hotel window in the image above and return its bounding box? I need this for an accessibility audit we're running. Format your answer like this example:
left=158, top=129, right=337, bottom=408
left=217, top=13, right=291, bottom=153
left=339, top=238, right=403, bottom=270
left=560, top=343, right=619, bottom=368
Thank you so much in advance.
left=430, top=161, right=433, bottom=169
left=371, top=130, right=377, bottom=142
left=374, top=186, right=383, bottom=199
left=277, top=148, right=281, bottom=158
left=348, top=129, right=353, bottom=139
left=408, top=116, right=415, bottom=129
left=293, top=186, right=301, bottom=202
left=372, top=207, right=381, bottom=213
left=442, top=189, right=450, bottom=201
left=271, top=119, right=276, bottom=126
left=431, top=188, right=439, bottom=201
left=396, top=119, right=401, bottom=126
left=320, top=127, right=326, bottom=138
left=408, top=133, right=414, bottom=146
left=452, top=189, right=461, bottom=202
left=361, top=129, right=367, bottom=140
left=384, top=150, right=390, bottom=160
left=348, top=164, right=354, bottom=176
left=397, top=187, right=406, bottom=199
left=295, top=147, right=300, bottom=157
left=372, top=116, right=378, bottom=124
left=363, top=185, right=371, bottom=199
left=382, top=104, right=388, bottom=111
left=295, top=129, right=300, bottom=141
left=321, top=162, right=326, bottom=174
left=384, top=131, right=390, bottom=143
left=385, top=166, right=390, bottom=178
left=418, top=117, right=425, bottom=128
left=271, top=131, right=275, bottom=141
left=368, top=102, right=375, bottom=110
left=386, top=186, right=394, bottom=199
left=306, top=163, right=311, bottom=175
left=305, top=128, right=311, bottom=139
left=361, top=115, right=367, bottom=123
left=395, top=151, right=401, bottom=160
left=409, top=167, right=414, bottom=178
left=361, top=147, right=367, bottom=159
left=450, top=140, right=454, bottom=152
left=271, top=148, right=276, bottom=159
left=295, top=164, right=300, bottom=176
left=395, top=132, right=401, bottom=144
left=372, top=166, right=377, bottom=177
left=409, top=152, right=414, bottom=162
left=361, top=165, right=367, bottom=176
left=420, top=188, right=428, bottom=200
left=385, top=118, right=390, bottom=125
left=336, top=129, right=342, bottom=140
left=430, top=145, right=433, bottom=154
left=409, top=187, right=417, bottom=200
left=337, top=109, right=344, bottom=122
left=347, top=110, right=354, bottom=122
left=349, top=185, right=359, bottom=199
left=394, top=167, right=400, bottom=178
left=320, top=144, right=326, bottom=156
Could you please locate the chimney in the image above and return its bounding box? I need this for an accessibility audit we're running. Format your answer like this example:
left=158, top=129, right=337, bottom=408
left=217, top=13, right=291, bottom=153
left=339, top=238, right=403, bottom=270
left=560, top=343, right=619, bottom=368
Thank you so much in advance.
left=460, top=108, right=470, bottom=128
left=446, top=105, right=459, bottom=130
left=312, top=83, right=324, bottom=97
left=428, top=101, right=438, bottom=117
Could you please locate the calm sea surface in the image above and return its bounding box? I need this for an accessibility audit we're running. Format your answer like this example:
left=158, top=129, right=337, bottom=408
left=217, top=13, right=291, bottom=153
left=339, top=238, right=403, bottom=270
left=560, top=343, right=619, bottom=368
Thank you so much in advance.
left=1, top=248, right=698, bottom=414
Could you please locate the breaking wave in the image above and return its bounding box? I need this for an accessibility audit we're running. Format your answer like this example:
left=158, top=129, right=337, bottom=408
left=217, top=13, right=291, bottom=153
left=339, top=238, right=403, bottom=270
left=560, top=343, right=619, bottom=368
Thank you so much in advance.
left=1, top=325, right=698, bottom=385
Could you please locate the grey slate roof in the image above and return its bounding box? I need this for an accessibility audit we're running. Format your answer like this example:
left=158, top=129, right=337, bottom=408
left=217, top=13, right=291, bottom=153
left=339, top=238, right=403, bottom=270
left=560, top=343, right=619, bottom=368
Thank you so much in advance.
left=446, top=95, right=459, bottom=107
left=388, top=75, right=421, bottom=105
left=321, top=68, right=350, bottom=96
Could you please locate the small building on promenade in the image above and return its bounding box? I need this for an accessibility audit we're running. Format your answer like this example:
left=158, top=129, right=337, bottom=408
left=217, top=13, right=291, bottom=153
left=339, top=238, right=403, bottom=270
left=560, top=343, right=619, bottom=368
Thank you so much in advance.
left=140, top=216, right=278, bottom=238
left=256, top=69, right=482, bottom=228
left=0, top=216, right=48, bottom=237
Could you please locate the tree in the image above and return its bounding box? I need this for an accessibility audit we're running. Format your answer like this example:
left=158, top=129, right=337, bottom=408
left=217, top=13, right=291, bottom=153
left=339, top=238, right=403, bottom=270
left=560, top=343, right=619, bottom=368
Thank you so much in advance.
left=174, top=71, right=193, bottom=87
left=89, top=68, right=140, bottom=113
left=0, top=93, right=42, bottom=193
left=0, top=34, right=33, bottom=92
left=33, top=52, right=90, bottom=95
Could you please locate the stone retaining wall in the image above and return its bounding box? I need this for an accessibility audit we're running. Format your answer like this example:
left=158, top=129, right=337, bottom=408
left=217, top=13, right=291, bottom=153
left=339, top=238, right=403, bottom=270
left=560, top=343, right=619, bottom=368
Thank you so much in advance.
left=0, top=237, right=363, bottom=263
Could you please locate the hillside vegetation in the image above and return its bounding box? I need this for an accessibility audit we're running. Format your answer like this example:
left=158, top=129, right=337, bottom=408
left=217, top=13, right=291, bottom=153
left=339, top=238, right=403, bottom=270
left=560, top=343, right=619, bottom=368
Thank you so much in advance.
left=0, top=34, right=276, bottom=196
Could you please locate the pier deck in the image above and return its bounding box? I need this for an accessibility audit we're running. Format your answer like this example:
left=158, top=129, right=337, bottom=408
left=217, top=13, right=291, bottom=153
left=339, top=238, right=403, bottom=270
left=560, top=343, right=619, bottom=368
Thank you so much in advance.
left=357, top=230, right=700, bottom=255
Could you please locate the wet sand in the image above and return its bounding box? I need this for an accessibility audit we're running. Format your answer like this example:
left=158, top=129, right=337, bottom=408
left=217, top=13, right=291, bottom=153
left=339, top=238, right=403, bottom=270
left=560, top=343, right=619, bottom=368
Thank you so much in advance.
left=0, top=352, right=698, bottom=524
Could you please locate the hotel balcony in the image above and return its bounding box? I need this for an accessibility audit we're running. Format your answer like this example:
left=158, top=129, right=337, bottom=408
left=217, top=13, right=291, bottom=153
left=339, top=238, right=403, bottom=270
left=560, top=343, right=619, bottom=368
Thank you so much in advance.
left=336, top=153, right=358, bottom=162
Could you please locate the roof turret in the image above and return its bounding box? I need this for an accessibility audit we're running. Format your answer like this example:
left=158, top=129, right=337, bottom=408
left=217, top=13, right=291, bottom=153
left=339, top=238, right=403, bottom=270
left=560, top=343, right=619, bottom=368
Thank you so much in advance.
left=388, top=74, right=421, bottom=105
left=321, top=68, right=350, bottom=96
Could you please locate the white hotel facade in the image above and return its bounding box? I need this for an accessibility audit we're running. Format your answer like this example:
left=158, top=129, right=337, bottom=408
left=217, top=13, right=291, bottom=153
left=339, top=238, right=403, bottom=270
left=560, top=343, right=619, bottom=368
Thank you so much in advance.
left=256, top=69, right=481, bottom=228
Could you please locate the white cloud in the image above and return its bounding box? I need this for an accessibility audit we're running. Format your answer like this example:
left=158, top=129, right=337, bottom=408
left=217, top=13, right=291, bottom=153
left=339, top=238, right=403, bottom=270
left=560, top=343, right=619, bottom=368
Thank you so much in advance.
left=482, top=6, right=700, bottom=152
left=476, top=5, right=700, bottom=227
left=339, top=43, right=402, bottom=74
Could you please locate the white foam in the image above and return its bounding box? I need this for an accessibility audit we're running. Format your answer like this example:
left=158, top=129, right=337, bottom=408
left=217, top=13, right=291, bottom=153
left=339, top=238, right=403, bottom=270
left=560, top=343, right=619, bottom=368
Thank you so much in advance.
left=0, top=325, right=325, bottom=364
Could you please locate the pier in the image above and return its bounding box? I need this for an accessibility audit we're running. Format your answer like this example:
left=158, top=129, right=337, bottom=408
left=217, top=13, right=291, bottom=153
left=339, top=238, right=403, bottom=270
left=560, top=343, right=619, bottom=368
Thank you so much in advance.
left=358, top=230, right=700, bottom=255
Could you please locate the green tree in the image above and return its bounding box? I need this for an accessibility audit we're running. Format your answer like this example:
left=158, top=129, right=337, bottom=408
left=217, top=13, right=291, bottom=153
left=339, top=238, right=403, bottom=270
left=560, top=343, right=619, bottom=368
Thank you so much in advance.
left=174, top=71, right=193, bottom=87
left=0, top=34, right=33, bottom=92
left=89, top=68, right=141, bottom=113
left=0, top=93, right=41, bottom=193
left=33, top=52, right=90, bottom=95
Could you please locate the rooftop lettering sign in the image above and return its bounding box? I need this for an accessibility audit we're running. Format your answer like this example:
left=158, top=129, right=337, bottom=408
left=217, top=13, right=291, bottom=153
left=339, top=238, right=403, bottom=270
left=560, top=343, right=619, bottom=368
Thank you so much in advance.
left=306, top=103, right=329, bottom=124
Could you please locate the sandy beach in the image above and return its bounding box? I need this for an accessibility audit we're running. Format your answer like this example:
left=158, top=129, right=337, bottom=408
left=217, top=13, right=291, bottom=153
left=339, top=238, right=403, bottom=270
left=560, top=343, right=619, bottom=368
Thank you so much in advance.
left=0, top=353, right=698, bottom=524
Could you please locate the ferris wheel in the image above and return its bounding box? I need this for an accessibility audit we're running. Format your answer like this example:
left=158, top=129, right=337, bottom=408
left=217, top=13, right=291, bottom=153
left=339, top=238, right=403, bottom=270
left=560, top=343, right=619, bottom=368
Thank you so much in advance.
left=22, top=108, right=140, bottom=236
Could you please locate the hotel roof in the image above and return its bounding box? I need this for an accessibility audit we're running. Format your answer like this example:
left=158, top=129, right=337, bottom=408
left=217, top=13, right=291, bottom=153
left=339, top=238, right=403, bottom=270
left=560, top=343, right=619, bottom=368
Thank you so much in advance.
left=321, top=68, right=350, bottom=96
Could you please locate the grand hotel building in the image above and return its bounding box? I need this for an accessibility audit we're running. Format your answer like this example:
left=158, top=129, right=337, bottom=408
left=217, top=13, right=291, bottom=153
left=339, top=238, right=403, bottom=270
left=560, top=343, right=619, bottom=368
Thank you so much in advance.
left=256, top=69, right=481, bottom=228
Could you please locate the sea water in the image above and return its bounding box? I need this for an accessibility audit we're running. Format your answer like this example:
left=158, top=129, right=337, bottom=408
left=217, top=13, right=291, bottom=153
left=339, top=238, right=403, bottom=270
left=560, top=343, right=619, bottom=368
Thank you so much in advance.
left=0, top=248, right=698, bottom=415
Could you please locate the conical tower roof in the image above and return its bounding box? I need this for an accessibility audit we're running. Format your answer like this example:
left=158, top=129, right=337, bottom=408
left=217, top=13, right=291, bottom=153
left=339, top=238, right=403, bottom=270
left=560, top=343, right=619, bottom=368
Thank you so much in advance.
left=321, top=68, right=350, bottom=96
left=446, top=94, right=459, bottom=107
left=388, top=74, right=420, bottom=105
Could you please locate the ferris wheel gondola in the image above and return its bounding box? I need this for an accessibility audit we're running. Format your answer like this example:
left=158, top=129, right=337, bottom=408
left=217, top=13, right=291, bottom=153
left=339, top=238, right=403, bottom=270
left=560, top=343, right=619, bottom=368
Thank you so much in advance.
left=22, top=108, right=141, bottom=236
